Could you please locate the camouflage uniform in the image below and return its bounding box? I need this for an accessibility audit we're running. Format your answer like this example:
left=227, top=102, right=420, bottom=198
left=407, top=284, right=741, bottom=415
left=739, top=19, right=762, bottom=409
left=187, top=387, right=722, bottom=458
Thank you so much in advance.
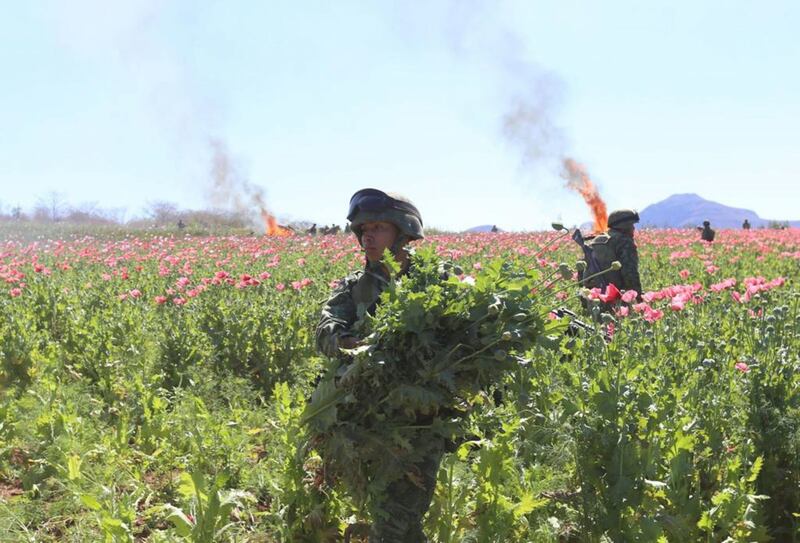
left=315, top=188, right=441, bottom=542
left=587, top=209, right=643, bottom=297
left=607, top=229, right=643, bottom=294
left=315, top=260, right=389, bottom=358
left=315, top=261, right=443, bottom=542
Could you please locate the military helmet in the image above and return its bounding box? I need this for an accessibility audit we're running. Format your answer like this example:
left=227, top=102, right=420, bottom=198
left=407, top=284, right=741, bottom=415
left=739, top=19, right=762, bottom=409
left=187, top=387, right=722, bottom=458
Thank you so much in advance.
left=607, top=209, right=640, bottom=230
left=703, top=220, right=710, bottom=227
left=347, top=188, right=424, bottom=241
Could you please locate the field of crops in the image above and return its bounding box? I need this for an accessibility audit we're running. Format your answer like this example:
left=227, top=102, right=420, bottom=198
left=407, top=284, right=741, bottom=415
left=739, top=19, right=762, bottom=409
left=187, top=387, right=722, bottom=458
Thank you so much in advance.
left=1, top=228, right=799, bottom=542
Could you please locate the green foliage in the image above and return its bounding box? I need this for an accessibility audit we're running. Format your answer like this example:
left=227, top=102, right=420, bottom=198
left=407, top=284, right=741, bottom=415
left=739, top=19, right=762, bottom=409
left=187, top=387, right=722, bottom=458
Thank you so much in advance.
left=304, top=248, right=556, bottom=519
left=0, top=229, right=798, bottom=540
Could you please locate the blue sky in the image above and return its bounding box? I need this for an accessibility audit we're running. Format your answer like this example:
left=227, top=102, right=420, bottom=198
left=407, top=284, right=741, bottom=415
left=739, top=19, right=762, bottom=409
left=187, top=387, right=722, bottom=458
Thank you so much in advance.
left=1, top=1, right=798, bottom=230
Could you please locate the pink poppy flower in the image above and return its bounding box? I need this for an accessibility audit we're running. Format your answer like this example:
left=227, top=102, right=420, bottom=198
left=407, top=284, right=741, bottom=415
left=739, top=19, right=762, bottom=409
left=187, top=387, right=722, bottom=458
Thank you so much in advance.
left=621, top=290, right=638, bottom=303
left=643, top=308, right=664, bottom=323
left=679, top=269, right=690, bottom=279
left=275, top=283, right=286, bottom=292
left=154, top=296, right=168, bottom=305
left=599, top=284, right=621, bottom=304
left=9, top=287, right=22, bottom=297
left=735, top=362, right=750, bottom=373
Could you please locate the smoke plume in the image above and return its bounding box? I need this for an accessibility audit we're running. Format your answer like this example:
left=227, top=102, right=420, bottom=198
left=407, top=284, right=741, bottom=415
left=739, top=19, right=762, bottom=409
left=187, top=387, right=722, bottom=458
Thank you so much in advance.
left=50, top=1, right=279, bottom=231
left=431, top=2, right=610, bottom=229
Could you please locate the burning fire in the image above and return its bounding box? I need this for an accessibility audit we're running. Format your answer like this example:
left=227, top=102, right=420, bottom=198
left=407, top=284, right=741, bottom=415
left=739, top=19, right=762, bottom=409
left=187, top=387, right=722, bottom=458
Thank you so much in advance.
left=261, top=209, right=292, bottom=237
left=561, top=158, right=608, bottom=233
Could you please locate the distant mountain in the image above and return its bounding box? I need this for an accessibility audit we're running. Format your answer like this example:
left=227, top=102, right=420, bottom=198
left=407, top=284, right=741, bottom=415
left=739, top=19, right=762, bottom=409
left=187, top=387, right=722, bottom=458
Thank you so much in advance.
left=639, top=193, right=800, bottom=229
left=465, top=224, right=502, bottom=233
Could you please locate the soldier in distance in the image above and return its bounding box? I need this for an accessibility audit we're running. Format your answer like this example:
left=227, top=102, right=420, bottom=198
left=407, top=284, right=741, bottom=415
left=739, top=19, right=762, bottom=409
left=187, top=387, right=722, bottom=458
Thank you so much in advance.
left=583, top=209, right=643, bottom=301
left=742, top=219, right=751, bottom=230
left=700, top=220, right=716, bottom=242
left=315, top=188, right=441, bottom=542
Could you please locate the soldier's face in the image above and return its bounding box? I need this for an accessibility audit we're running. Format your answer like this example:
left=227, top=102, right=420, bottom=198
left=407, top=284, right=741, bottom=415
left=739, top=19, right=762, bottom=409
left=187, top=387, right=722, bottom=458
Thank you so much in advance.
left=360, top=221, right=399, bottom=262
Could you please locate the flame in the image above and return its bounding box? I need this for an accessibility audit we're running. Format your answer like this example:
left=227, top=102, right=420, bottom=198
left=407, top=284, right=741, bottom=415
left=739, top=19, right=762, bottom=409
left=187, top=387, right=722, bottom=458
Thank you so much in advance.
left=261, top=208, right=292, bottom=237
left=561, top=158, right=608, bottom=233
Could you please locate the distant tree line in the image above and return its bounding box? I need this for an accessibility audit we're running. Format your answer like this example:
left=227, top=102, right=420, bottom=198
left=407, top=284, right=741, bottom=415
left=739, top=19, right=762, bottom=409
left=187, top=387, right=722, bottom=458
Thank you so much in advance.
left=0, top=193, right=259, bottom=230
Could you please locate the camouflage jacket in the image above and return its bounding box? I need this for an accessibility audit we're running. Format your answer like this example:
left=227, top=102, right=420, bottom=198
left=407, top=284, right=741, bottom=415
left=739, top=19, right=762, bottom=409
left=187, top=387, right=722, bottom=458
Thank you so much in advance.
left=590, top=228, right=642, bottom=295
left=315, top=260, right=392, bottom=358
left=607, top=229, right=642, bottom=295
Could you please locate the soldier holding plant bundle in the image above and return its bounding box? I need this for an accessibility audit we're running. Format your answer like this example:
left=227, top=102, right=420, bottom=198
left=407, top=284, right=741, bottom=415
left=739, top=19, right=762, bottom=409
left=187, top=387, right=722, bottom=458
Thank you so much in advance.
left=309, top=189, right=559, bottom=541
left=314, top=188, right=440, bottom=542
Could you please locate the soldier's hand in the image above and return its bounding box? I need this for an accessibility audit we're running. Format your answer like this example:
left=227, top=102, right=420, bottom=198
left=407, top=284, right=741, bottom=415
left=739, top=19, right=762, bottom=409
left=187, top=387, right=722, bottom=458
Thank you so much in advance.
left=338, top=336, right=362, bottom=350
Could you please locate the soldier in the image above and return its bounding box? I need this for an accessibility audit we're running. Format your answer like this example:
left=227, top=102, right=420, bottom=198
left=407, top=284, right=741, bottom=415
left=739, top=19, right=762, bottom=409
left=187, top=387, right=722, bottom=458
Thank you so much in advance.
left=701, top=220, right=716, bottom=242
left=584, top=209, right=643, bottom=300
left=307, top=223, right=317, bottom=235
left=315, top=188, right=439, bottom=542
left=742, top=219, right=751, bottom=230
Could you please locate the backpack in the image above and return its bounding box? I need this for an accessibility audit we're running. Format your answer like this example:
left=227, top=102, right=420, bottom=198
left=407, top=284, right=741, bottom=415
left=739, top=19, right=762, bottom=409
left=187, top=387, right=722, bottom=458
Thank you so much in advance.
left=572, top=230, right=611, bottom=290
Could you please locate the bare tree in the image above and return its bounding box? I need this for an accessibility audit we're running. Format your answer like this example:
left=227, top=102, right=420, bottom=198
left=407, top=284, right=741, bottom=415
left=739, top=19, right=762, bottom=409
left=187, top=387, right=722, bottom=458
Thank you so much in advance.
left=64, top=201, right=120, bottom=225
left=145, top=201, right=180, bottom=226
left=35, top=191, right=69, bottom=222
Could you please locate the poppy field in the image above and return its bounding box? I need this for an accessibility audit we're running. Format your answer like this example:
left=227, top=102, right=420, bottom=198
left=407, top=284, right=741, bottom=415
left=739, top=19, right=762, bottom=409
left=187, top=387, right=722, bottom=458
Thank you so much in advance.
left=1, top=227, right=799, bottom=542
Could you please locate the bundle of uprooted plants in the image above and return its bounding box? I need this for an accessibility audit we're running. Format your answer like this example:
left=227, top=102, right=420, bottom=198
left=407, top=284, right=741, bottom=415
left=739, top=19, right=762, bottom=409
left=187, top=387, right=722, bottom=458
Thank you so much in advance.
left=302, top=247, right=568, bottom=511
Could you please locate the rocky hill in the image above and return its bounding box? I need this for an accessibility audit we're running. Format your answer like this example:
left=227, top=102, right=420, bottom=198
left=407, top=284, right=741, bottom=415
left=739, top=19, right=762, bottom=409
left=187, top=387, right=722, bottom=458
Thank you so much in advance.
left=639, top=193, right=799, bottom=229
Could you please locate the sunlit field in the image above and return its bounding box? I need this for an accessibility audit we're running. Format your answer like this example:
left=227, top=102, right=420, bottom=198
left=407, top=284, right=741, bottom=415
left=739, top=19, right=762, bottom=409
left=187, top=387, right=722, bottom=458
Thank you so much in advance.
left=1, top=228, right=798, bottom=541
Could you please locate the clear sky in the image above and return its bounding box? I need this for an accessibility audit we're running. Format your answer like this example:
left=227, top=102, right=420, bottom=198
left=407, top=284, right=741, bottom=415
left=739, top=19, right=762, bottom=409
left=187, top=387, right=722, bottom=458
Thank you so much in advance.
left=2, top=1, right=798, bottom=230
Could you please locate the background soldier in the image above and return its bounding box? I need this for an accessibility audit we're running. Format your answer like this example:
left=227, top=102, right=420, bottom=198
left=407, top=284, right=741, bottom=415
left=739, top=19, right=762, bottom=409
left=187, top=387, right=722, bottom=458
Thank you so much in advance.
left=742, top=219, right=751, bottom=230
left=701, top=220, right=716, bottom=241
left=586, top=209, right=643, bottom=300
left=315, top=188, right=440, bottom=542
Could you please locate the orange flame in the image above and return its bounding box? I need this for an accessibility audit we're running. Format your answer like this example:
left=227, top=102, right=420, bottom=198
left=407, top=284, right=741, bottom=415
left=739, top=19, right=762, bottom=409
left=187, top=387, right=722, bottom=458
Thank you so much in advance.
left=562, top=158, right=608, bottom=233
left=261, top=208, right=292, bottom=237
